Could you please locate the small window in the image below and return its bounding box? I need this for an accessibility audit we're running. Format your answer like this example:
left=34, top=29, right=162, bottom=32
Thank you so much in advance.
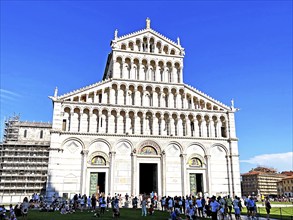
left=62, top=119, right=66, bottom=131
left=99, top=94, right=102, bottom=103
left=221, top=126, right=227, bottom=138
left=24, top=130, right=27, bottom=138
left=40, top=130, right=43, bottom=139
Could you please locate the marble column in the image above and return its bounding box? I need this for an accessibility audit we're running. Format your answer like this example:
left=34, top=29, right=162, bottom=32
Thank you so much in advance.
left=161, top=151, right=166, bottom=196
left=226, top=155, right=232, bottom=195
left=205, top=155, right=212, bottom=196
left=131, top=150, right=137, bottom=196
left=109, top=151, right=116, bottom=196
left=180, top=153, right=187, bottom=196
left=81, top=150, right=89, bottom=195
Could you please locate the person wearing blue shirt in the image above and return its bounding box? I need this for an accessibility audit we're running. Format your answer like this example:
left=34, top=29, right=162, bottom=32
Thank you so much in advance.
left=210, top=196, right=220, bottom=220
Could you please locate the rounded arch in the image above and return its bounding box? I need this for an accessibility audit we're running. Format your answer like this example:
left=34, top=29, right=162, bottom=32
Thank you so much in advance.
left=88, top=138, right=111, bottom=152
left=121, top=43, right=126, bottom=50
left=73, top=106, right=82, bottom=113
left=61, top=137, right=85, bottom=150
left=145, top=109, right=155, bottom=115
left=88, top=151, right=109, bottom=166
left=114, top=139, right=134, bottom=151
left=164, top=141, right=183, bottom=154
left=187, top=154, right=206, bottom=167
left=210, top=143, right=229, bottom=155
left=62, top=106, right=72, bottom=112
left=138, top=140, right=162, bottom=155
left=185, top=142, right=207, bottom=155
left=116, top=56, right=123, bottom=62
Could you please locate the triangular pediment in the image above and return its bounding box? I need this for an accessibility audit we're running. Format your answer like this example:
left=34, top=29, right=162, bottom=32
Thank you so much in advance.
left=49, top=79, right=113, bottom=102
left=115, top=28, right=183, bottom=52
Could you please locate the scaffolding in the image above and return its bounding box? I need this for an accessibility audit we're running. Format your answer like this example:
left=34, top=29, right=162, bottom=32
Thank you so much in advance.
left=0, top=116, right=52, bottom=203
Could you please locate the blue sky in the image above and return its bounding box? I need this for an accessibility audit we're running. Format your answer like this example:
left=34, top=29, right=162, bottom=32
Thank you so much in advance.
left=1, top=1, right=292, bottom=173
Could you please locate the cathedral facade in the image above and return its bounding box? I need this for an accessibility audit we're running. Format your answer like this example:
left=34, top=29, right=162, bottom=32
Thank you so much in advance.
left=46, top=19, right=241, bottom=199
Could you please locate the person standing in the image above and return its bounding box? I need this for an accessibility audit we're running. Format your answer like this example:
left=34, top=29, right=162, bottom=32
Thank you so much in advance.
left=233, top=196, right=241, bottom=220
left=265, top=197, right=271, bottom=220
left=141, top=197, right=147, bottom=217
left=21, top=197, right=29, bottom=220
left=196, top=197, right=203, bottom=217
left=226, top=195, right=233, bottom=219
left=247, top=196, right=256, bottom=218
left=210, top=196, right=220, bottom=220
left=91, top=194, right=97, bottom=211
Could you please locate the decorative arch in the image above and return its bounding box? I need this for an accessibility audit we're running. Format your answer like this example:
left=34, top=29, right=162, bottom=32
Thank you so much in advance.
left=88, top=151, right=109, bottom=165
left=210, top=144, right=229, bottom=155
left=187, top=153, right=206, bottom=167
left=164, top=142, right=183, bottom=155
left=88, top=138, right=111, bottom=152
left=185, top=142, right=207, bottom=155
left=62, top=137, right=85, bottom=151
left=62, top=106, right=72, bottom=112
left=114, top=139, right=134, bottom=152
left=138, top=140, right=161, bottom=155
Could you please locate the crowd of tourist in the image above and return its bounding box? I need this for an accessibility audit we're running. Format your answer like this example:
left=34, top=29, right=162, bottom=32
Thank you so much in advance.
left=0, top=191, right=276, bottom=220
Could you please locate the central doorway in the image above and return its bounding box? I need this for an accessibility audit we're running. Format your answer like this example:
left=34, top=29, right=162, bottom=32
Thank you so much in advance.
left=139, top=163, right=158, bottom=194
left=89, top=172, right=105, bottom=197
left=189, top=173, right=203, bottom=195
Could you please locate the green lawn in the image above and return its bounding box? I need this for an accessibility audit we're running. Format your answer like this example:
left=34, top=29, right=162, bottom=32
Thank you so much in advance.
left=22, top=206, right=293, bottom=220
left=242, top=206, right=293, bottom=220
left=28, top=208, right=174, bottom=220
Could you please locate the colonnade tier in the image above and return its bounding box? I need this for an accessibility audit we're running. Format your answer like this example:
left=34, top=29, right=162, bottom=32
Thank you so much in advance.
left=113, top=55, right=182, bottom=83
left=64, top=83, right=224, bottom=112
left=116, top=35, right=183, bottom=56
left=61, top=107, right=228, bottom=138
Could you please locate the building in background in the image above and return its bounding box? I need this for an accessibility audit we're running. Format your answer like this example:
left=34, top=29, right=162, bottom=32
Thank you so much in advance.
left=241, top=166, right=287, bottom=198
left=0, top=115, right=51, bottom=203
left=277, top=174, right=293, bottom=198
left=46, top=18, right=241, bottom=200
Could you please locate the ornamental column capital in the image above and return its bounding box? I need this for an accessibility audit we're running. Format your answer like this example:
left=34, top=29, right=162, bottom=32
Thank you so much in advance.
left=81, top=150, right=89, bottom=155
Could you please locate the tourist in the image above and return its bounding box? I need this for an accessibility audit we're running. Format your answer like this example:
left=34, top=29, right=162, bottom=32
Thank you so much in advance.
left=21, top=197, right=29, bottom=220
left=141, top=197, right=147, bottom=217
left=160, top=196, right=166, bottom=211
left=87, top=195, right=91, bottom=210
left=0, top=205, right=6, bottom=220
left=132, top=196, right=138, bottom=209
left=112, top=206, right=120, bottom=219
left=196, top=196, right=203, bottom=217
left=168, top=197, right=174, bottom=212
left=265, top=197, right=271, bottom=220
left=247, top=196, right=256, bottom=218
left=91, top=194, right=97, bottom=211
left=107, top=194, right=111, bottom=209
left=171, top=209, right=182, bottom=220
left=233, top=196, right=241, bottom=220
left=219, top=196, right=227, bottom=219
left=210, top=196, right=220, bottom=220
left=9, top=213, right=17, bottom=220
left=187, top=204, right=196, bottom=219
left=226, top=195, right=233, bottom=219
left=9, top=204, right=14, bottom=218
left=148, top=204, right=154, bottom=215
left=80, top=194, right=86, bottom=212
left=100, top=197, right=106, bottom=215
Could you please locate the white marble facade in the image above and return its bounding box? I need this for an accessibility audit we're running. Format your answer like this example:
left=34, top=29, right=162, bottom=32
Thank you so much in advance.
left=46, top=19, right=241, bottom=199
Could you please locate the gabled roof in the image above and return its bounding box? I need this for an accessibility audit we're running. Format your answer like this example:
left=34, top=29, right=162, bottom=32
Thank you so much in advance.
left=113, top=18, right=184, bottom=52
left=116, top=28, right=183, bottom=50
